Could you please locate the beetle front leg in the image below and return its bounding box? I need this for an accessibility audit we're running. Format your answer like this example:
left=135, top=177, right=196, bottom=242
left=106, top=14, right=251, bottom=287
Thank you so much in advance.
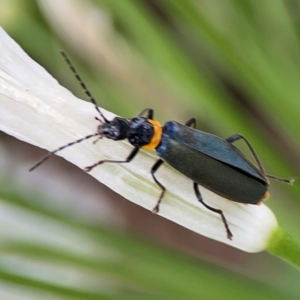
left=84, top=147, right=139, bottom=172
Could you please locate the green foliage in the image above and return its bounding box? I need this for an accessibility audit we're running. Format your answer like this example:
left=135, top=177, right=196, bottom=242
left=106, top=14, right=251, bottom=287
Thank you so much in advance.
left=0, top=188, right=297, bottom=299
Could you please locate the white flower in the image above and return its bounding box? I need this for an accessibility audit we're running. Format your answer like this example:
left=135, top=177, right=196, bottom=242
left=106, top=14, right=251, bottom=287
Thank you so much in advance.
left=0, top=27, right=279, bottom=252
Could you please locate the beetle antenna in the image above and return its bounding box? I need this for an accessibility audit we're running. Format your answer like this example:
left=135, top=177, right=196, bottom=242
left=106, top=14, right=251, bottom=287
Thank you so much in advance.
left=29, top=133, right=100, bottom=172
left=60, top=51, right=109, bottom=123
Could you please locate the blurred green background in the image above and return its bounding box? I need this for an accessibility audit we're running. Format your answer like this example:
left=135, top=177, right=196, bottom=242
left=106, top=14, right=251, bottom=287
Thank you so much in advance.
left=1, top=0, right=300, bottom=299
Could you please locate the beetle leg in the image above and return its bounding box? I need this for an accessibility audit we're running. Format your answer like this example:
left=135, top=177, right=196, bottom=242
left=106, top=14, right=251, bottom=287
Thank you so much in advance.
left=136, top=108, right=154, bottom=119
left=185, top=117, right=197, bottom=128
left=193, top=182, right=233, bottom=240
left=226, top=134, right=265, bottom=174
left=226, top=134, right=293, bottom=183
left=151, top=159, right=166, bottom=214
left=265, top=174, right=294, bottom=184
left=84, top=147, right=139, bottom=172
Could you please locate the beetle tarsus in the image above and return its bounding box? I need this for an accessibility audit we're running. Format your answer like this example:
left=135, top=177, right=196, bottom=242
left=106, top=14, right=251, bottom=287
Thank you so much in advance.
left=266, top=174, right=294, bottom=184
left=84, top=165, right=95, bottom=172
left=152, top=204, right=159, bottom=214
left=152, top=190, right=165, bottom=214
left=220, top=213, right=233, bottom=240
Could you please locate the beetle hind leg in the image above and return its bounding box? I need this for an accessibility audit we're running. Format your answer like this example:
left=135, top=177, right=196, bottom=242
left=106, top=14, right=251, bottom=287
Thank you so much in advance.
left=265, top=174, right=294, bottom=184
left=193, top=182, right=233, bottom=240
left=226, top=134, right=265, bottom=174
left=226, top=134, right=293, bottom=184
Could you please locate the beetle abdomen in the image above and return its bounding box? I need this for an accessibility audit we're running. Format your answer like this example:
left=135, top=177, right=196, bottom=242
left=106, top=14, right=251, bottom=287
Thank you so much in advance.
left=156, top=121, right=267, bottom=204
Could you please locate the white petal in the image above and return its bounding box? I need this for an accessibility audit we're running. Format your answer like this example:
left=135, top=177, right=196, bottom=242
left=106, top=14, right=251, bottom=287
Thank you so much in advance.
left=0, top=27, right=278, bottom=252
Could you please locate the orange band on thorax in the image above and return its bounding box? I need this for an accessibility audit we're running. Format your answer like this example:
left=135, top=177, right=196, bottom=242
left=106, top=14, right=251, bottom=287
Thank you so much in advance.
left=142, top=119, right=162, bottom=150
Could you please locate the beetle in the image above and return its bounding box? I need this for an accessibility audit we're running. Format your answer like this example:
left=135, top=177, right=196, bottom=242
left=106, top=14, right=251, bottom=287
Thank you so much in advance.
left=30, top=51, right=292, bottom=240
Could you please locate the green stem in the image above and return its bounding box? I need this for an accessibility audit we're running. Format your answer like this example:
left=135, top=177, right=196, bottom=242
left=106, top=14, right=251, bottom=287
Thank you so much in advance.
left=268, top=227, right=300, bottom=270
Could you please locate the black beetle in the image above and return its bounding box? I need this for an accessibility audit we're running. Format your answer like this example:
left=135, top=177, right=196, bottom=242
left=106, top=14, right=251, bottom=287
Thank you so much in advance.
left=30, top=52, right=292, bottom=240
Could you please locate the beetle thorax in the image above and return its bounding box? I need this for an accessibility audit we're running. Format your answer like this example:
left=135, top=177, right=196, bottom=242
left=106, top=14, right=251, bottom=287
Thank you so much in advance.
left=128, top=117, right=154, bottom=147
